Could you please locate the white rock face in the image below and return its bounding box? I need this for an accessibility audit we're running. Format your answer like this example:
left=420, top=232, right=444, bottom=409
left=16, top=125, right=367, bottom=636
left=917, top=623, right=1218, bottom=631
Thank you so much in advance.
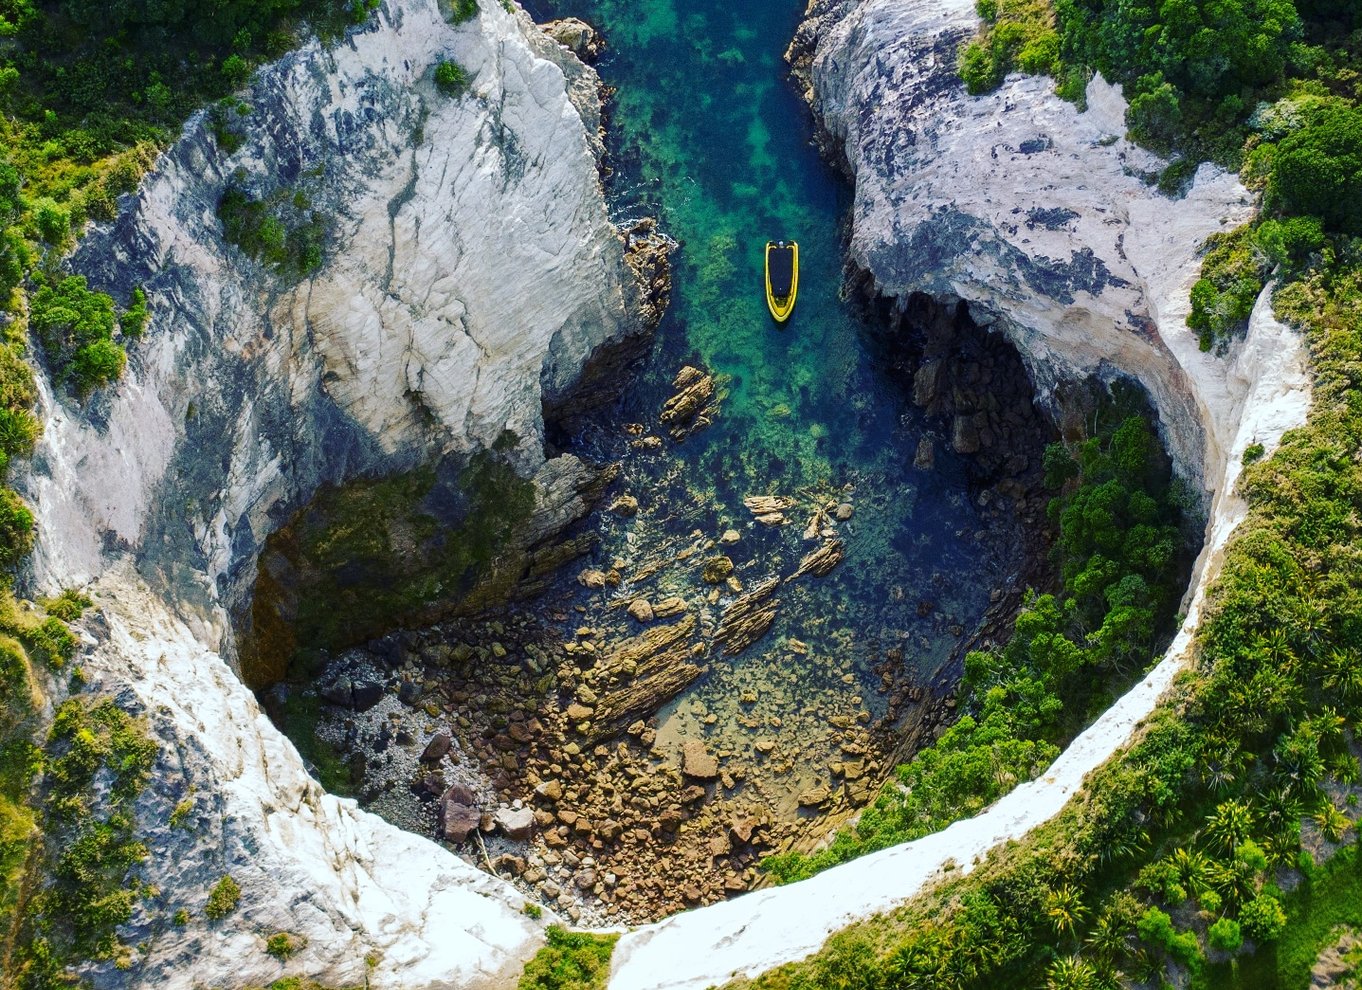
left=603, top=2, right=1313, bottom=988
left=15, top=0, right=645, bottom=986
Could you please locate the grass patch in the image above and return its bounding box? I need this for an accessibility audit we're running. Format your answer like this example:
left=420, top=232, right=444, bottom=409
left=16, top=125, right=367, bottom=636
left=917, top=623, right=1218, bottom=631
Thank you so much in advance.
left=519, top=926, right=619, bottom=990
left=1207, top=842, right=1362, bottom=989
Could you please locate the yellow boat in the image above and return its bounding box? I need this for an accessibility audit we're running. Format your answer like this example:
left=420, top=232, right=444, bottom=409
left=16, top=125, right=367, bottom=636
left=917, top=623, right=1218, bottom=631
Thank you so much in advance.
left=765, top=240, right=798, bottom=323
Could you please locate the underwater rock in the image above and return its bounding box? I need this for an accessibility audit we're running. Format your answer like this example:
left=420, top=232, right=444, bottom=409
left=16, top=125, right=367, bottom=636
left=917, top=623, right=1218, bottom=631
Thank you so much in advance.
left=743, top=495, right=794, bottom=516
left=653, top=596, right=687, bottom=618
left=584, top=615, right=703, bottom=736
left=660, top=365, right=720, bottom=441
left=701, top=556, right=735, bottom=584
left=834, top=503, right=854, bottom=521
left=788, top=539, right=845, bottom=581
left=610, top=494, right=640, bottom=517
left=914, top=437, right=936, bottom=471
left=578, top=568, right=609, bottom=589
left=714, top=577, right=781, bottom=656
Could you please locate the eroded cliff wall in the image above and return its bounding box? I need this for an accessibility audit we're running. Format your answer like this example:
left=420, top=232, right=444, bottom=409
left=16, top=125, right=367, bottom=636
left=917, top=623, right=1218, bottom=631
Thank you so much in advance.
left=14, top=0, right=650, bottom=986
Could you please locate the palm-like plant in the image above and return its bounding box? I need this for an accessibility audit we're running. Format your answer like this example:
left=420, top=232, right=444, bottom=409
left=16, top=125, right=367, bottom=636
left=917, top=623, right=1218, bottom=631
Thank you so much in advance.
left=1084, top=911, right=1129, bottom=966
left=1203, top=799, right=1256, bottom=856
left=1045, top=885, right=1089, bottom=940
left=1046, top=955, right=1099, bottom=990
left=1323, top=648, right=1362, bottom=702
left=1314, top=800, right=1353, bottom=843
left=1169, top=847, right=1214, bottom=896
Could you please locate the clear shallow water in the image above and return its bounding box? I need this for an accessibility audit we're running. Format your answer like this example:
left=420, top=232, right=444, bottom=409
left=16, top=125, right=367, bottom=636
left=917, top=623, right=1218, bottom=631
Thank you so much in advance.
left=526, top=0, right=1007, bottom=814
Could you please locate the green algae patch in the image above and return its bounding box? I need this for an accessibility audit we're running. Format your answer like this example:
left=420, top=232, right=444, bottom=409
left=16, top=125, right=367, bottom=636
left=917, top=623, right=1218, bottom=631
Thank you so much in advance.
left=519, top=926, right=619, bottom=990
left=245, top=450, right=537, bottom=686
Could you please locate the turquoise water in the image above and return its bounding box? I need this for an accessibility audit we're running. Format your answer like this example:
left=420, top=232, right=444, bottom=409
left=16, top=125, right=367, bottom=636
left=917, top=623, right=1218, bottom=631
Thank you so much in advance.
left=527, top=0, right=1005, bottom=813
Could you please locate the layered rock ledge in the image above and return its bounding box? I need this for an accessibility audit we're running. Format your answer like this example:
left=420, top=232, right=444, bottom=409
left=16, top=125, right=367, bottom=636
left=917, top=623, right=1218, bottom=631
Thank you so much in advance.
left=602, top=0, right=1312, bottom=987
left=15, top=0, right=655, bottom=986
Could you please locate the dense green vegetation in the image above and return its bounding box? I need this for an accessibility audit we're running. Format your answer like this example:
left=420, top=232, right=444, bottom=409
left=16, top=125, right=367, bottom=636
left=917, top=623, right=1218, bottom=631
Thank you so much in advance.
left=518, top=926, right=619, bottom=990
left=766, top=405, right=1189, bottom=883
left=961, top=0, right=1359, bottom=172
left=218, top=183, right=327, bottom=278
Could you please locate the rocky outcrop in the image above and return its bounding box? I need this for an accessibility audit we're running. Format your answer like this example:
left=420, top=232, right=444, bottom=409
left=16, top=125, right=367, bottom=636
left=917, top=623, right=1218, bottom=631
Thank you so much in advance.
left=601, top=2, right=1312, bottom=988
left=794, top=0, right=1259, bottom=500
left=14, top=0, right=656, bottom=986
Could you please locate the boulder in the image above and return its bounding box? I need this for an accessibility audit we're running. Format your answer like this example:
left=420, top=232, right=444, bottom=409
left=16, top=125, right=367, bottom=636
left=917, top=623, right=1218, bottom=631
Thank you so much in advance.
left=610, top=494, right=640, bottom=517
left=420, top=732, right=453, bottom=764
left=440, top=785, right=480, bottom=843
left=351, top=680, right=384, bottom=711
left=627, top=598, right=655, bottom=623
left=494, top=806, right=535, bottom=841
left=681, top=739, right=719, bottom=780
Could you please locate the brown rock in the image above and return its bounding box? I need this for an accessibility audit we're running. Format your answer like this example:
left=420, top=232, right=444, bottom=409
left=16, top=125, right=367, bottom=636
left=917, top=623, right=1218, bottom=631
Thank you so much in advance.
left=565, top=702, right=594, bottom=722
left=541, top=17, right=605, bottom=62
left=653, top=596, right=687, bottom=618
left=627, top=599, right=655, bottom=623
left=421, top=732, right=453, bottom=764
left=535, top=779, right=564, bottom=802
left=797, top=785, right=831, bottom=808
left=787, top=539, right=845, bottom=581
left=610, top=494, right=640, bottom=517
left=714, top=577, right=781, bottom=656
left=660, top=366, right=719, bottom=441
left=700, top=556, right=734, bottom=584
left=681, top=739, right=719, bottom=780
left=914, top=437, right=936, bottom=470
left=577, top=569, right=608, bottom=589
left=582, top=615, right=703, bottom=738
left=440, top=784, right=480, bottom=842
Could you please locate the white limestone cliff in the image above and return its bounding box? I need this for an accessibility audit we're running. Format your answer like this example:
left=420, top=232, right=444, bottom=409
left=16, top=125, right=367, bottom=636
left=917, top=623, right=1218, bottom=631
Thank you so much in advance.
left=15, top=0, right=648, bottom=986
left=601, top=1, right=1312, bottom=987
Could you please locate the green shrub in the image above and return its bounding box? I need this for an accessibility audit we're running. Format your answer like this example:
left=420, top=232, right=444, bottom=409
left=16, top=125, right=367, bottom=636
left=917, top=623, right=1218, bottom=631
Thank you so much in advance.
left=172, top=907, right=189, bottom=926
left=1241, top=442, right=1266, bottom=465
left=1265, top=100, right=1362, bottom=235
left=168, top=797, right=194, bottom=829
left=266, top=931, right=302, bottom=960
left=434, top=59, right=470, bottom=96
left=29, top=274, right=129, bottom=395
left=448, top=0, right=478, bottom=23
left=1209, top=916, right=1244, bottom=951
left=27, top=615, right=77, bottom=668
left=0, top=488, right=34, bottom=566
left=1188, top=226, right=1268, bottom=349
left=218, top=185, right=327, bottom=278
left=42, top=589, right=92, bottom=622
left=1256, top=216, right=1328, bottom=278
left=205, top=874, right=241, bottom=921
left=1240, top=892, right=1288, bottom=941
left=121, top=287, right=150, bottom=337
